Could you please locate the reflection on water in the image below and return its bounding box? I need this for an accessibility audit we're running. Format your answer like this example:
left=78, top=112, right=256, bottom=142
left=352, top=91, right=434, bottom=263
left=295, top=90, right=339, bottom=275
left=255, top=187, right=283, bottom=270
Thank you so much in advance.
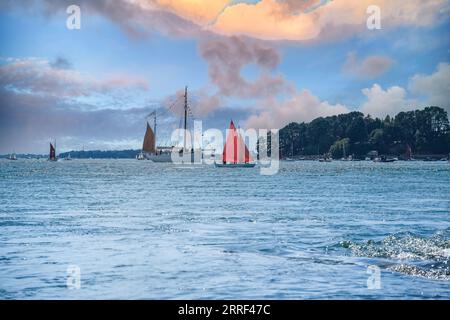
left=0, top=159, right=449, bottom=299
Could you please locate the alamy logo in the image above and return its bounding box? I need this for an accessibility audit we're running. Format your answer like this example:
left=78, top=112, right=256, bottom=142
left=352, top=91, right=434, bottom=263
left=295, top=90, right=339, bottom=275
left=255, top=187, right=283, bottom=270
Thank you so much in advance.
left=367, top=265, right=381, bottom=289
left=67, top=265, right=81, bottom=289
left=367, top=5, right=381, bottom=30
left=66, top=5, right=81, bottom=30
left=168, top=120, right=280, bottom=175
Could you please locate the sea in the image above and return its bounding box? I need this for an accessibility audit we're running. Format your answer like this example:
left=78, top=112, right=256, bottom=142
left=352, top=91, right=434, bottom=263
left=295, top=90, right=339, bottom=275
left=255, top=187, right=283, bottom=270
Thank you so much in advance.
left=0, top=159, right=449, bottom=299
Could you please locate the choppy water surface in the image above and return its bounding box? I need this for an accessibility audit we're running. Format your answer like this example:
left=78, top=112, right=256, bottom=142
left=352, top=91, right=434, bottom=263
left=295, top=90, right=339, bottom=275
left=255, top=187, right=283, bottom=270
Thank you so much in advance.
left=0, top=159, right=449, bottom=299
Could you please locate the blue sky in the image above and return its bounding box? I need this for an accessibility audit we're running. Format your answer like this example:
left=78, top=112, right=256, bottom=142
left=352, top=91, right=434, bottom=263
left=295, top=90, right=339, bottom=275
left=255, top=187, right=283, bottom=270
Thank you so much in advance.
left=0, top=0, right=449, bottom=153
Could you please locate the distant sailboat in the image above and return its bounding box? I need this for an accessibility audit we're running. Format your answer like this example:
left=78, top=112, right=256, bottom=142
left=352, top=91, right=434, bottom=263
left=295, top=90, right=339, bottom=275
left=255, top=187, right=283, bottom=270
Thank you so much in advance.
left=8, top=152, right=17, bottom=160
left=215, top=120, right=255, bottom=168
left=136, top=151, right=145, bottom=160
left=405, top=144, right=413, bottom=160
left=48, top=142, right=57, bottom=161
left=141, top=117, right=172, bottom=162
left=64, top=153, right=72, bottom=160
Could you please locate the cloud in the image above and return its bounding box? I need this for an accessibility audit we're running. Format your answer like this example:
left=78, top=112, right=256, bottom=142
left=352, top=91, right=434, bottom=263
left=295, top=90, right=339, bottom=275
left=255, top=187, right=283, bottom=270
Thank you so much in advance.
left=0, top=88, right=153, bottom=153
left=199, top=36, right=290, bottom=99
left=247, top=60, right=450, bottom=128
left=246, top=89, right=349, bottom=129
left=196, top=35, right=349, bottom=129
left=360, top=84, right=416, bottom=118
left=409, top=62, right=450, bottom=111
left=343, top=52, right=393, bottom=78
left=210, top=0, right=447, bottom=41
left=0, top=57, right=151, bottom=153
left=49, top=56, right=72, bottom=69
left=5, top=0, right=447, bottom=42
left=360, top=63, right=450, bottom=117
left=0, top=57, right=148, bottom=98
left=1, top=0, right=203, bottom=38
left=192, top=90, right=223, bottom=115
left=153, top=0, right=230, bottom=25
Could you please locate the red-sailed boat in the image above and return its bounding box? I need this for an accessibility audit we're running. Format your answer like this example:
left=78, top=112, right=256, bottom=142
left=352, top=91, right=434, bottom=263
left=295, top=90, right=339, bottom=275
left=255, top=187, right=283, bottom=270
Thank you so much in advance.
left=215, top=120, right=256, bottom=168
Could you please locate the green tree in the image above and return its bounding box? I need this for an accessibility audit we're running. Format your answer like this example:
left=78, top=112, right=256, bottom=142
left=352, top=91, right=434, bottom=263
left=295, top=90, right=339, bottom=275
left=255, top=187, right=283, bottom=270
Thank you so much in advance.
left=306, top=118, right=334, bottom=154
left=346, top=116, right=368, bottom=143
left=330, top=138, right=350, bottom=159
left=415, top=107, right=450, bottom=153
left=394, top=111, right=417, bottom=148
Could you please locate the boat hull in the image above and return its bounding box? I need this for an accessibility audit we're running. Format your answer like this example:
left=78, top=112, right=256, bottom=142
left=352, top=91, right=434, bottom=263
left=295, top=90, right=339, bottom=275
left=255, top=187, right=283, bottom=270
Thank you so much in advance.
left=145, top=151, right=203, bottom=163
left=145, top=153, right=173, bottom=163
left=215, top=163, right=256, bottom=168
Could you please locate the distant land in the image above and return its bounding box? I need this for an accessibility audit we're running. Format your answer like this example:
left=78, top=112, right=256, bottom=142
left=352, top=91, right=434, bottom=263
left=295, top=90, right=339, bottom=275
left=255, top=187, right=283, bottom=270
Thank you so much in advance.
left=58, top=149, right=140, bottom=159
left=1, top=150, right=141, bottom=159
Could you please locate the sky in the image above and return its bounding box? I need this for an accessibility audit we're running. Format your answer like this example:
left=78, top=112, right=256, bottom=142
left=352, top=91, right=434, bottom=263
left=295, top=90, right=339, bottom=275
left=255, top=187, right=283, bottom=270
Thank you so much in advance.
left=0, top=0, right=449, bottom=153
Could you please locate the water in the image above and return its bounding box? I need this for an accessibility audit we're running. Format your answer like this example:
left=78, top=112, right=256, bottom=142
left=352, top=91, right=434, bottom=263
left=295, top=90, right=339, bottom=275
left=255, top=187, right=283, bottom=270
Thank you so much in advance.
left=0, top=159, right=449, bottom=299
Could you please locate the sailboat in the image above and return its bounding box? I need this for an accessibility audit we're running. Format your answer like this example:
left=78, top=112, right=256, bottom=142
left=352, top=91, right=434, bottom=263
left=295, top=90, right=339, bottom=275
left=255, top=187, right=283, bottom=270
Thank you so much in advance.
left=141, top=117, right=172, bottom=162
left=7, top=152, right=17, bottom=160
left=142, top=86, right=194, bottom=163
left=48, top=142, right=57, bottom=161
left=136, top=151, right=145, bottom=160
left=215, top=120, right=256, bottom=168
left=8, top=152, right=17, bottom=160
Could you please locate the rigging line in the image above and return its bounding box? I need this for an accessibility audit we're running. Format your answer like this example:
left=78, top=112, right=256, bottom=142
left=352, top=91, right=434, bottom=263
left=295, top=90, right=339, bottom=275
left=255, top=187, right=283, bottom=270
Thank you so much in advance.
left=147, top=95, right=183, bottom=120
left=186, top=103, right=195, bottom=120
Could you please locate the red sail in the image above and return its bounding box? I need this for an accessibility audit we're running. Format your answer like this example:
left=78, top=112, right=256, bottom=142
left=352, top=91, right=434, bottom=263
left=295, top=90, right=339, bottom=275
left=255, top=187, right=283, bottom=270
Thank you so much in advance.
left=49, top=143, right=56, bottom=160
left=222, top=121, right=253, bottom=164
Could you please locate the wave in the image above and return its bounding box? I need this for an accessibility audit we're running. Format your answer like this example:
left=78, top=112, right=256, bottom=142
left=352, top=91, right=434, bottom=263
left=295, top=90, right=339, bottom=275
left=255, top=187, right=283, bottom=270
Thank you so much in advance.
left=341, top=231, right=450, bottom=281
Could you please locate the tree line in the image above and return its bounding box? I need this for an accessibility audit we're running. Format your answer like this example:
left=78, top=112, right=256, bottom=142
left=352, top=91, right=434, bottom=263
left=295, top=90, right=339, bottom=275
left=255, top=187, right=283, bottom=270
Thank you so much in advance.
left=279, top=106, right=450, bottom=159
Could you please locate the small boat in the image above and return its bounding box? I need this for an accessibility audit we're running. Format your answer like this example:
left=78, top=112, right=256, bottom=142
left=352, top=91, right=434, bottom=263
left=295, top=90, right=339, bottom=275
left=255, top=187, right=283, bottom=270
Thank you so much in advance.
left=374, top=156, right=396, bottom=163
left=215, top=120, right=256, bottom=168
left=140, top=120, right=173, bottom=162
left=64, top=153, right=72, bottom=160
left=136, top=152, right=145, bottom=160
left=215, top=163, right=256, bottom=168
left=48, top=142, right=57, bottom=161
left=8, top=152, right=17, bottom=160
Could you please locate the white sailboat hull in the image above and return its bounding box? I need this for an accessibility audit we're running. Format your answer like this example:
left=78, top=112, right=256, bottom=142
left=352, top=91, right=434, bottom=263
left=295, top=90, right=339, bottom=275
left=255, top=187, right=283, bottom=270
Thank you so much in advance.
left=145, top=153, right=172, bottom=162
left=144, top=151, right=204, bottom=163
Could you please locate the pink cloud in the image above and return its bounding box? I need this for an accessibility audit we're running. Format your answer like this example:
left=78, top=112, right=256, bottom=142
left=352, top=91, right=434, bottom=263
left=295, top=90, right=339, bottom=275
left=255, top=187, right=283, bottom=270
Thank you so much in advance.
left=343, top=52, right=394, bottom=78
left=0, top=57, right=149, bottom=98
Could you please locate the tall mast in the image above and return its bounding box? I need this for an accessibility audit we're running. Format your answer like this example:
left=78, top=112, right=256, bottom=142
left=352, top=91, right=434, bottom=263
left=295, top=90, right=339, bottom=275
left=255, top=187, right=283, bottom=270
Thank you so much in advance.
left=184, top=86, right=188, bottom=151
left=153, top=112, right=157, bottom=151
